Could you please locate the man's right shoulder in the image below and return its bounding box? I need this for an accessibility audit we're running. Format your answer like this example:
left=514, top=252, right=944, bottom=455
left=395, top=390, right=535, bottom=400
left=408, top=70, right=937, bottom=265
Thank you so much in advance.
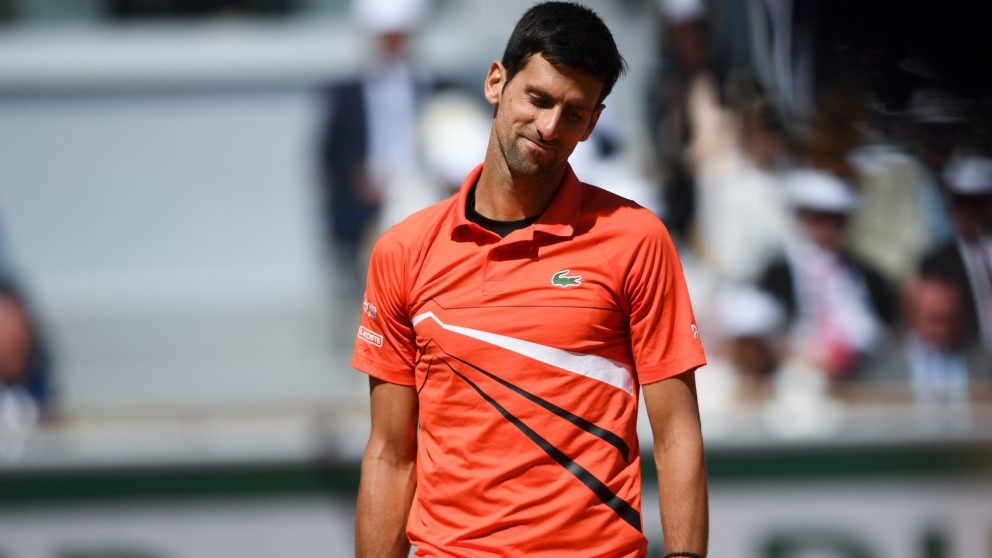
left=374, top=195, right=458, bottom=254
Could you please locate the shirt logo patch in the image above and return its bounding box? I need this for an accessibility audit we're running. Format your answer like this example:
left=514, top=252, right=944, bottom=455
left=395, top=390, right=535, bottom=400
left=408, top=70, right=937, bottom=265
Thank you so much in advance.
left=358, top=326, right=384, bottom=347
left=691, top=324, right=700, bottom=340
left=551, top=270, right=582, bottom=287
left=362, top=298, right=378, bottom=320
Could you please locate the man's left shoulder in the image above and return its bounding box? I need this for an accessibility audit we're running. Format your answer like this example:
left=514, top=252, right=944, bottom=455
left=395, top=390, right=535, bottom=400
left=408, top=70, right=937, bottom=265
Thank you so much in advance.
left=579, top=181, right=669, bottom=234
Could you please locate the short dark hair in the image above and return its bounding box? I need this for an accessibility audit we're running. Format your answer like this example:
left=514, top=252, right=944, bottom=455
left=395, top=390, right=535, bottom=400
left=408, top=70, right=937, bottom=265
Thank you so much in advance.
left=501, top=2, right=627, bottom=103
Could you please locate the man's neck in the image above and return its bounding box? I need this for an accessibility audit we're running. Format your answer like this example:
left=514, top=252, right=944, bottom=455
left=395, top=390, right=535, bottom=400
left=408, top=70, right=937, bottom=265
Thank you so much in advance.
left=473, top=155, right=566, bottom=221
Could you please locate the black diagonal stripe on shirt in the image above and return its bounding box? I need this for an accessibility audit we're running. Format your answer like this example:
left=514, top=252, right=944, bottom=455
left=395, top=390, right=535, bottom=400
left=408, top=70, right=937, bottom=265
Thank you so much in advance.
left=435, top=355, right=642, bottom=532
left=443, top=350, right=632, bottom=463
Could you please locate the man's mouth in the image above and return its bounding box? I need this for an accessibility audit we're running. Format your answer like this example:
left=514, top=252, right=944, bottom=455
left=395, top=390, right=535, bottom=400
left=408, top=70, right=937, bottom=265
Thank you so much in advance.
left=524, top=137, right=555, bottom=154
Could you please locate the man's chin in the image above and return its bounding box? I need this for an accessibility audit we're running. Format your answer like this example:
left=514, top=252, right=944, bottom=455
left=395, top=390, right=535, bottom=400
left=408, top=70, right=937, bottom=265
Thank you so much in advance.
left=510, top=164, right=560, bottom=180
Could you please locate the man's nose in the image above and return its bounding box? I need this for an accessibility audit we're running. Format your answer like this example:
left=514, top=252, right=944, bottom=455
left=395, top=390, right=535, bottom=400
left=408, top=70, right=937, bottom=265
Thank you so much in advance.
left=536, top=107, right=562, bottom=141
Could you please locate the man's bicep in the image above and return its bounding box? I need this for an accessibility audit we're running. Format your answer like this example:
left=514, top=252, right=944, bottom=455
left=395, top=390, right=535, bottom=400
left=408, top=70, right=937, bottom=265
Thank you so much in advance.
left=642, top=370, right=702, bottom=450
left=367, top=376, right=419, bottom=461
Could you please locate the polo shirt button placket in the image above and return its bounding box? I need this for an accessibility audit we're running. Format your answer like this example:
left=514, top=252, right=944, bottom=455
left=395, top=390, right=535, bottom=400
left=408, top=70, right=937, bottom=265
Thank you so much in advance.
left=484, top=245, right=506, bottom=294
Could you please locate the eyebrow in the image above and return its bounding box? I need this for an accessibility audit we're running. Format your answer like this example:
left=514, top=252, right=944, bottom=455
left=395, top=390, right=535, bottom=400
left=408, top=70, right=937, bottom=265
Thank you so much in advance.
left=524, top=86, right=596, bottom=113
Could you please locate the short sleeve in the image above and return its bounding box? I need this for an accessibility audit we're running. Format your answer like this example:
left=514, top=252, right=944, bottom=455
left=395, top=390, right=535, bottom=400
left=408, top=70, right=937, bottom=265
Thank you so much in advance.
left=350, top=233, right=418, bottom=386
left=624, top=221, right=706, bottom=385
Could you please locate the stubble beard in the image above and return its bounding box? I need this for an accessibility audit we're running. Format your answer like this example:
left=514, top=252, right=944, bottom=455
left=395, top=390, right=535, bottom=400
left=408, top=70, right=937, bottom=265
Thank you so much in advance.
left=493, top=105, right=564, bottom=182
left=500, top=132, right=565, bottom=183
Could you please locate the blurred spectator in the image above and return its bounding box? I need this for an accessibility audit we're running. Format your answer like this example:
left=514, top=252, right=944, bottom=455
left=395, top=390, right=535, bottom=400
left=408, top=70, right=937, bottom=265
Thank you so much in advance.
left=318, top=0, right=436, bottom=291
left=0, top=225, right=50, bottom=410
left=905, top=89, right=972, bottom=173
left=0, top=282, right=51, bottom=421
left=757, top=169, right=897, bottom=380
left=378, top=90, right=490, bottom=231
left=714, top=285, right=785, bottom=403
left=858, top=276, right=992, bottom=430
left=0, top=231, right=52, bottom=459
left=920, top=154, right=992, bottom=353
left=687, top=80, right=797, bottom=283
left=847, top=134, right=954, bottom=284
left=646, top=0, right=711, bottom=242
left=695, top=285, right=785, bottom=435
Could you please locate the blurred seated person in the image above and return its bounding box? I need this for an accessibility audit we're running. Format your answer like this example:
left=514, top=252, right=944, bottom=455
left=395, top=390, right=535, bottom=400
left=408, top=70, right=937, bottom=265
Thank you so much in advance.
left=846, top=91, right=963, bottom=283
left=703, top=285, right=784, bottom=404
left=920, top=154, right=992, bottom=353
left=757, top=169, right=897, bottom=380
left=0, top=279, right=52, bottom=410
left=904, top=89, right=972, bottom=176
left=694, top=285, right=784, bottom=436
left=689, top=90, right=798, bottom=284
left=856, top=276, right=991, bottom=428
left=0, top=277, right=52, bottom=459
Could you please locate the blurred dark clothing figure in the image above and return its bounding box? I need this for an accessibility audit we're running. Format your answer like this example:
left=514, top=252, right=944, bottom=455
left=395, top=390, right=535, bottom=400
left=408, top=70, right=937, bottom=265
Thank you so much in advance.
left=920, top=154, right=992, bottom=353
left=0, top=223, right=51, bottom=410
left=320, top=76, right=434, bottom=282
left=904, top=89, right=973, bottom=173
left=757, top=169, right=897, bottom=380
left=646, top=0, right=712, bottom=241
left=0, top=279, right=51, bottom=407
left=318, top=0, right=435, bottom=291
left=0, top=225, right=53, bottom=460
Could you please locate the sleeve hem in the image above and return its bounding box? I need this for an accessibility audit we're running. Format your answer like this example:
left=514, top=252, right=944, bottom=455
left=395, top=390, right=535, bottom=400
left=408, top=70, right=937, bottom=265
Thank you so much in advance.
left=636, top=351, right=707, bottom=385
left=350, top=356, right=417, bottom=386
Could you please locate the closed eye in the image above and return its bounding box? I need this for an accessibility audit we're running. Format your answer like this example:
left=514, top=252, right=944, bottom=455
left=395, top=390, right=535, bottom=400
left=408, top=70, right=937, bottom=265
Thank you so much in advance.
left=528, top=93, right=553, bottom=108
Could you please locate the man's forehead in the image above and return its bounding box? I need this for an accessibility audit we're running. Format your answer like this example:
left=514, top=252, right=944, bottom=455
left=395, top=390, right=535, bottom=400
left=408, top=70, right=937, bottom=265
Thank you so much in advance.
left=511, top=54, right=604, bottom=105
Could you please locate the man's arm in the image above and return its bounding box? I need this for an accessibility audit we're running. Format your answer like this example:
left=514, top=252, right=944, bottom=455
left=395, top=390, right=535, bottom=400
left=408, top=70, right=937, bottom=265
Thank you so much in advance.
left=355, top=377, right=419, bottom=558
left=643, top=370, right=708, bottom=556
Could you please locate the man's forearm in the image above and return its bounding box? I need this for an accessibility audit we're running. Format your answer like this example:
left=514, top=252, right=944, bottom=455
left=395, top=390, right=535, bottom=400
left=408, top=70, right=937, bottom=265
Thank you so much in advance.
left=355, top=453, right=417, bottom=558
left=655, top=438, right=709, bottom=555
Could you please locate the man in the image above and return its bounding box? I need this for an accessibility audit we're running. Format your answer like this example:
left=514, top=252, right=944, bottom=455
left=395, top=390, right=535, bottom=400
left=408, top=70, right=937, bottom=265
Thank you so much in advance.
left=857, top=276, right=991, bottom=429
left=351, top=3, right=708, bottom=557
left=920, top=153, right=992, bottom=354
left=319, top=0, right=435, bottom=290
left=757, top=168, right=896, bottom=379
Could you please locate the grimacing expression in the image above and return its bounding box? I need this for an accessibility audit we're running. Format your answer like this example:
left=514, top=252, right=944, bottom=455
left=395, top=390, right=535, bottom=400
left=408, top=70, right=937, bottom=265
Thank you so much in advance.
left=485, top=54, right=604, bottom=180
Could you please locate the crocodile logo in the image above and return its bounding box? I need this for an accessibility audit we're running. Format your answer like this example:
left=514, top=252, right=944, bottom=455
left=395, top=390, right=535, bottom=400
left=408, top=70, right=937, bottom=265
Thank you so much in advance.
left=552, top=270, right=582, bottom=287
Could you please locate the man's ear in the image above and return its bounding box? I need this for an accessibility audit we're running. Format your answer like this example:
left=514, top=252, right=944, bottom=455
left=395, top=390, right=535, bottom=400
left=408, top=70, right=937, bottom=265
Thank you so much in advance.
left=484, top=61, right=506, bottom=106
left=580, top=104, right=606, bottom=142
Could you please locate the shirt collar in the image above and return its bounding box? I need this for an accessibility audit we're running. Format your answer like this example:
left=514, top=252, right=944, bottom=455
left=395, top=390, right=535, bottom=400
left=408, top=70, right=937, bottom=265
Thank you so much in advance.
left=450, top=163, right=583, bottom=240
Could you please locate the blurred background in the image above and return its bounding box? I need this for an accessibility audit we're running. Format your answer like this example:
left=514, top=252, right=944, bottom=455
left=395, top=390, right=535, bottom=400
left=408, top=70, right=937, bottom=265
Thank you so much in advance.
left=0, top=0, right=990, bottom=556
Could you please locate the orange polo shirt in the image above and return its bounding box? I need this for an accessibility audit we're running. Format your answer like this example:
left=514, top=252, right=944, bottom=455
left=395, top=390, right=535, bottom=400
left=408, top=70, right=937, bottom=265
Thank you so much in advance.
left=351, top=163, right=705, bottom=557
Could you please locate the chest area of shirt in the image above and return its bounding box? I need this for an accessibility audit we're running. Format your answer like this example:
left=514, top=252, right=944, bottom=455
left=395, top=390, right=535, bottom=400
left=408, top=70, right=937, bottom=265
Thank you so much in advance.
left=412, top=236, right=623, bottom=312
left=407, top=237, right=631, bottom=356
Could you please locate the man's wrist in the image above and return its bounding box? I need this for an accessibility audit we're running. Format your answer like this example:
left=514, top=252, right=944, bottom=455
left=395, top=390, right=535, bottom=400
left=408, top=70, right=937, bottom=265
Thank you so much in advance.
left=663, top=553, right=706, bottom=558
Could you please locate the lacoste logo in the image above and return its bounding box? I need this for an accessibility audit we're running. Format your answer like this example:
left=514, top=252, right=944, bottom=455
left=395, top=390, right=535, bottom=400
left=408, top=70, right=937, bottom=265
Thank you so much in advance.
left=358, top=326, right=383, bottom=347
left=551, top=270, right=582, bottom=287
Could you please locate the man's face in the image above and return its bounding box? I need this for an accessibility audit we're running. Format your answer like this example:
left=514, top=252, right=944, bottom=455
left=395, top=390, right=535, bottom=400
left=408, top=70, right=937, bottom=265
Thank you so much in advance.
left=950, top=194, right=992, bottom=241
left=0, top=296, right=31, bottom=383
left=484, top=54, right=604, bottom=180
left=797, top=209, right=848, bottom=252
left=908, top=279, right=961, bottom=350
